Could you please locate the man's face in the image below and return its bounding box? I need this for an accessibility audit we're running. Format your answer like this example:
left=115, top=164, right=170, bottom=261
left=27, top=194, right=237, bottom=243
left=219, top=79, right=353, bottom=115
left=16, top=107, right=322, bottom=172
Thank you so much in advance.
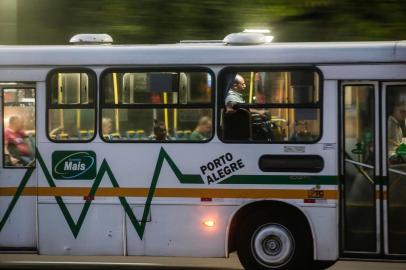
left=202, top=121, right=212, bottom=134
left=156, top=125, right=167, bottom=140
left=102, top=122, right=112, bottom=134
left=11, top=118, right=23, bottom=131
left=234, top=76, right=246, bottom=93
left=394, top=106, right=406, bottom=122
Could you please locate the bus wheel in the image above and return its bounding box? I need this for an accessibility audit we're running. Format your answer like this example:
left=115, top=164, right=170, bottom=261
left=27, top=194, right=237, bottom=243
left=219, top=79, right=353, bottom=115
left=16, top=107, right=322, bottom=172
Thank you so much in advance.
left=236, top=214, right=311, bottom=270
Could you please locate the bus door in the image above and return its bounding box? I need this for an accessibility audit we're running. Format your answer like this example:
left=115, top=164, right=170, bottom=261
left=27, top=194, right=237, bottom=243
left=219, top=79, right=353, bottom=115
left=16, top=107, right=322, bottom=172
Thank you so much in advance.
left=341, top=81, right=406, bottom=258
left=0, top=84, right=37, bottom=251
left=382, top=82, right=406, bottom=256
left=340, top=82, right=380, bottom=256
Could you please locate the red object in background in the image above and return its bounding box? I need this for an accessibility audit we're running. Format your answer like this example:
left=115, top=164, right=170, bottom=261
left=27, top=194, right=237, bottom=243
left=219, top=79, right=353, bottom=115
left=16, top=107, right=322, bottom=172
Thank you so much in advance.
left=150, top=93, right=162, bottom=104
left=3, top=90, right=17, bottom=103
left=304, top=199, right=316, bottom=203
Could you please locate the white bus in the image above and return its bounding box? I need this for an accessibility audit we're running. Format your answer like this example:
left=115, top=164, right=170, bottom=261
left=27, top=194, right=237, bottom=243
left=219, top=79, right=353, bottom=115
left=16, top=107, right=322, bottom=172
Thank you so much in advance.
left=1, top=33, right=406, bottom=270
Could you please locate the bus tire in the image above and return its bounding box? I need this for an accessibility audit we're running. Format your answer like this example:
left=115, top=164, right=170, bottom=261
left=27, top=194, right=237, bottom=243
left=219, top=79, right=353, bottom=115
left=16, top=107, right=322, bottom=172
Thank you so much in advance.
left=236, top=213, right=311, bottom=270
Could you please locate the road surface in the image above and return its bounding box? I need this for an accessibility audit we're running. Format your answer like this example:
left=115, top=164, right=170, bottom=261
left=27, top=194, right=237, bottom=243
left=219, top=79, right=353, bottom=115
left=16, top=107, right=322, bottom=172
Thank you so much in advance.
left=0, top=253, right=405, bottom=269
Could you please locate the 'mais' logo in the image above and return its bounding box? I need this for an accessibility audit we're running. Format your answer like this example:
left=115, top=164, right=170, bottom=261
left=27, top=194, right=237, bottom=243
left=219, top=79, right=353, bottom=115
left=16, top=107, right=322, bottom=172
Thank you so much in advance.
left=52, top=151, right=96, bottom=180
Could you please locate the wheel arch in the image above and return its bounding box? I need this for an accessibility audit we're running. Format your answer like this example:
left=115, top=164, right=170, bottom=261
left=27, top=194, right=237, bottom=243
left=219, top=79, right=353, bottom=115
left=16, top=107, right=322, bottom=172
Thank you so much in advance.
left=226, top=200, right=316, bottom=259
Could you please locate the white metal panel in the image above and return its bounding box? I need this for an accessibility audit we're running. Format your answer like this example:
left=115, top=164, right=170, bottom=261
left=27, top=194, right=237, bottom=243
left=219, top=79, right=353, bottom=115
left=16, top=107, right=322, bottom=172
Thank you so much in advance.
left=319, top=65, right=406, bottom=80
left=0, top=41, right=403, bottom=66
left=395, top=41, right=406, bottom=61
left=304, top=206, right=338, bottom=260
left=38, top=203, right=124, bottom=255
left=36, top=82, right=47, bottom=144
left=0, top=197, right=36, bottom=248
left=322, top=80, right=338, bottom=145
left=127, top=204, right=235, bottom=257
left=35, top=142, right=337, bottom=205
left=0, top=68, right=47, bottom=81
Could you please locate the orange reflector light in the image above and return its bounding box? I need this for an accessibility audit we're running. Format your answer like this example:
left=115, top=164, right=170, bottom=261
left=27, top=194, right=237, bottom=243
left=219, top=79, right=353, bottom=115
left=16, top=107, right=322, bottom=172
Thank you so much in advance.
left=304, top=199, right=316, bottom=203
left=203, top=220, right=215, bottom=227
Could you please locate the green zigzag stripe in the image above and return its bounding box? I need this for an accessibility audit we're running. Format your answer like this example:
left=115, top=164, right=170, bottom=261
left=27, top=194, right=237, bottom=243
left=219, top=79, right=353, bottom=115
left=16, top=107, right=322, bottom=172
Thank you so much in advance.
left=0, top=147, right=204, bottom=239
left=0, top=147, right=337, bottom=238
left=0, top=168, right=34, bottom=231
left=218, top=175, right=337, bottom=185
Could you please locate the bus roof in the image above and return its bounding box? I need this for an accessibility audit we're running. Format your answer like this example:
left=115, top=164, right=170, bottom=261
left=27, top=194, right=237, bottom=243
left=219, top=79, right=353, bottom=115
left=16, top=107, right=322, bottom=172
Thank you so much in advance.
left=0, top=41, right=405, bottom=66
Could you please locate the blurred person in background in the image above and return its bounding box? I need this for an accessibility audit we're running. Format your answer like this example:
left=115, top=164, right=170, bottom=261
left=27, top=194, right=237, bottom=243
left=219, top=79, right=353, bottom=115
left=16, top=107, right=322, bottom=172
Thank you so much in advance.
left=4, top=115, right=35, bottom=166
left=190, top=116, right=212, bottom=140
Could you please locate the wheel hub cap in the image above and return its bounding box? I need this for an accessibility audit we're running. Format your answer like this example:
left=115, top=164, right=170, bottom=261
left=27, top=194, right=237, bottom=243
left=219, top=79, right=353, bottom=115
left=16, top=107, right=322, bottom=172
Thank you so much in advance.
left=251, top=223, right=295, bottom=267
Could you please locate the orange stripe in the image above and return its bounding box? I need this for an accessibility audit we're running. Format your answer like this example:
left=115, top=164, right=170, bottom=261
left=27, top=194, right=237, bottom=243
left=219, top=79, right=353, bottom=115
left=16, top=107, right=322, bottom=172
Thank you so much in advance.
left=0, top=187, right=338, bottom=199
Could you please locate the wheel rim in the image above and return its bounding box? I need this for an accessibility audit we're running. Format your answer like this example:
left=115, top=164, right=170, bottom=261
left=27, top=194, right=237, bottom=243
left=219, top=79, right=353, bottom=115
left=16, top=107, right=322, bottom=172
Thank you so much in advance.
left=251, top=223, right=295, bottom=267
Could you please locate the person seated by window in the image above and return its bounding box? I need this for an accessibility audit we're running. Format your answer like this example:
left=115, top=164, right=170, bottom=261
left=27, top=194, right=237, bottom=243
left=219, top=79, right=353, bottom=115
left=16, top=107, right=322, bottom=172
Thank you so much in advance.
left=225, top=74, right=267, bottom=113
left=190, top=116, right=212, bottom=141
left=149, top=120, right=170, bottom=141
left=224, top=74, right=272, bottom=140
left=225, top=74, right=246, bottom=111
left=290, top=121, right=313, bottom=142
left=102, top=117, right=114, bottom=140
left=388, top=101, right=406, bottom=157
left=4, top=116, right=34, bottom=166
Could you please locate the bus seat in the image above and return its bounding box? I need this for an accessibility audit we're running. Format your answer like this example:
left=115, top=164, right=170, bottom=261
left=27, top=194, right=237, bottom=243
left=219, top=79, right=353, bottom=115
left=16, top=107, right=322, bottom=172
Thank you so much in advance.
left=79, top=130, right=89, bottom=139
left=58, top=133, right=69, bottom=140
left=126, top=130, right=136, bottom=139
left=111, top=132, right=121, bottom=139
left=136, top=130, right=145, bottom=139
left=223, top=108, right=251, bottom=140
left=176, top=130, right=185, bottom=139
left=184, top=130, right=192, bottom=140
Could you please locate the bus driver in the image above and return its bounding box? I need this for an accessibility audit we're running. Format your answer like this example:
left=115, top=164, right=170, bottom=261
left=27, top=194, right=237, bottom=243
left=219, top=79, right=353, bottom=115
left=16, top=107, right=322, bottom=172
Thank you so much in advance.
left=225, top=74, right=246, bottom=111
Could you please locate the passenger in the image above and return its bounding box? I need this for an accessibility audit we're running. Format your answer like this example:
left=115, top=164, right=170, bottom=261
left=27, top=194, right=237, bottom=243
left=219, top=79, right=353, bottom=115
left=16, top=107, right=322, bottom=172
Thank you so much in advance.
left=190, top=116, right=212, bottom=140
left=102, top=117, right=113, bottom=140
left=290, top=121, right=313, bottom=141
left=150, top=121, right=170, bottom=141
left=225, top=74, right=273, bottom=140
left=4, top=116, right=34, bottom=166
left=388, top=101, right=406, bottom=157
left=225, top=74, right=246, bottom=111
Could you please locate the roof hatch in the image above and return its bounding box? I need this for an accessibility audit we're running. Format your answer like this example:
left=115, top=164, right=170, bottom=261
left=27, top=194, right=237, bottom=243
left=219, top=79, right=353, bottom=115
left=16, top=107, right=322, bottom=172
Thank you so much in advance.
left=223, top=29, right=273, bottom=45
left=69, top=34, right=113, bottom=45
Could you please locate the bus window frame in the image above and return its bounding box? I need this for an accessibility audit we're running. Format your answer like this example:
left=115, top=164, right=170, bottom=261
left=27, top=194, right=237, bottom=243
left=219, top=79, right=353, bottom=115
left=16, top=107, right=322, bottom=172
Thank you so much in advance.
left=45, top=67, right=98, bottom=143
left=2, top=86, right=37, bottom=169
left=99, top=67, right=215, bottom=144
left=217, top=66, right=324, bottom=144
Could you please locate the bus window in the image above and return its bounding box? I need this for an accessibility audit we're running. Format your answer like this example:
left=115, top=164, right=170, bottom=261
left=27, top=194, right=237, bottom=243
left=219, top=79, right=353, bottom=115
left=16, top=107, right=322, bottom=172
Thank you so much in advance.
left=46, top=70, right=96, bottom=142
left=2, top=88, right=36, bottom=167
left=101, top=70, right=213, bottom=142
left=219, top=69, right=321, bottom=143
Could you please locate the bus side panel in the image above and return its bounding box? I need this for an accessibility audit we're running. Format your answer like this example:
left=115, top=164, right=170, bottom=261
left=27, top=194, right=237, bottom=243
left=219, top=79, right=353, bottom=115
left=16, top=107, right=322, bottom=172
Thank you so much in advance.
left=0, top=192, right=36, bottom=248
left=126, top=204, right=236, bottom=257
left=303, top=205, right=338, bottom=261
left=38, top=203, right=124, bottom=255
left=0, top=83, right=37, bottom=249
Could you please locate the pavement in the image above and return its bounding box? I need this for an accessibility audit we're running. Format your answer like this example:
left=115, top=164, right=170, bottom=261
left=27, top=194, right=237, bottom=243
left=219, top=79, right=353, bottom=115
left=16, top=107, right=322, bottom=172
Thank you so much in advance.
left=0, top=253, right=405, bottom=269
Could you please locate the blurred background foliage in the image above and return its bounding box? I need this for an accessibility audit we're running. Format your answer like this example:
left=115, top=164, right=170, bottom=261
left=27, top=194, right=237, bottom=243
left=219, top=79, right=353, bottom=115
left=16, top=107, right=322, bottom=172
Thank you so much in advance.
left=1, top=0, right=406, bottom=44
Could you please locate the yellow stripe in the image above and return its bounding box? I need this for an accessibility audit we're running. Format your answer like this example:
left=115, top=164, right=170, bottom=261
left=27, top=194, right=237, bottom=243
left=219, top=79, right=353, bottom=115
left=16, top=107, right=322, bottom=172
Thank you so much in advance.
left=163, top=92, right=169, bottom=131
left=249, top=72, right=254, bottom=103
left=0, top=187, right=338, bottom=199
left=113, top=72, right=120, bottom=132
